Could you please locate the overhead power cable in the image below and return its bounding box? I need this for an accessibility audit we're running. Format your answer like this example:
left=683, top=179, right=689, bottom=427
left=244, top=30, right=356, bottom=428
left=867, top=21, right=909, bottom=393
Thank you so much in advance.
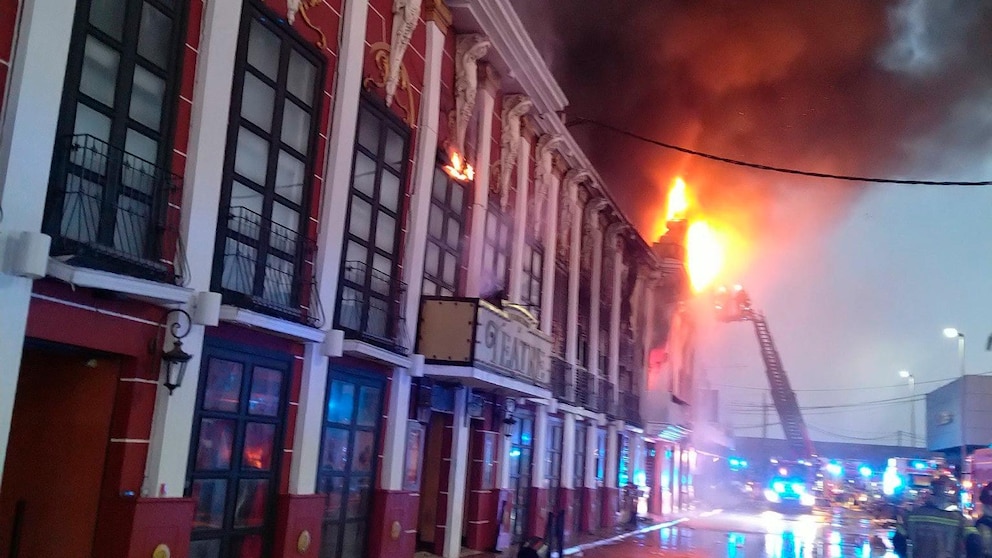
left=566, top=117, right=992, bottom=186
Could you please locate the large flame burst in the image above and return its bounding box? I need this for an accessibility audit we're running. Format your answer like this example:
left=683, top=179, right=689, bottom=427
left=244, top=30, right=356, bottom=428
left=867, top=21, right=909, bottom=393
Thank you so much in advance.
left=660, top=177, right=729, bottom=293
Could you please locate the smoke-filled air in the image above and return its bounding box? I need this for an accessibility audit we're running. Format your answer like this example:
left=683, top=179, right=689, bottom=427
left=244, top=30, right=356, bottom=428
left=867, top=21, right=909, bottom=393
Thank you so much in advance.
left=515, top=0, right=992, bottom=445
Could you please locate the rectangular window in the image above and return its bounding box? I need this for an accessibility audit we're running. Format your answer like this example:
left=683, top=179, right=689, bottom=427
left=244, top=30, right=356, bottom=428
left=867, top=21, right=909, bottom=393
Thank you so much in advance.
left=213, top=5, right=324, bottom=325
left=422, top=165, right=466, bottom=297
left=44, top=0, right=188, bottom=282
left=336, top=97, right=409, bottom=348
left=481, top=206, right=511, bottom=296
left=520, top=242, right=543, bottom=319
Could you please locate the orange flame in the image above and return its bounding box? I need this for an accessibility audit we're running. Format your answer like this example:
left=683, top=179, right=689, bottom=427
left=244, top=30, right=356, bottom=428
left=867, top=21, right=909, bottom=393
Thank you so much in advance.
left=658, top=177, right=732, bottom=293
left=443, top=150, right=475, bottom=182
left=685, top=220, right=725, bottom=292
left=665, top=177, right=689, bottom=221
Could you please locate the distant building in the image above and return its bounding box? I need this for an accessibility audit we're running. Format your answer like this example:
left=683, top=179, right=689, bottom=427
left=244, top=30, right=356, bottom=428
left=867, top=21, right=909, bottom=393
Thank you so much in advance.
left=926, top=375, right=992, bottom=471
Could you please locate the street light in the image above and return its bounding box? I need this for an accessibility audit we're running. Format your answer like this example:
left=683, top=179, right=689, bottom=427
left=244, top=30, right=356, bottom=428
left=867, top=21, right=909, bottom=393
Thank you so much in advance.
left=943, top=327, right=967, bottom=477
left=899, top=370, right=915, bottom=448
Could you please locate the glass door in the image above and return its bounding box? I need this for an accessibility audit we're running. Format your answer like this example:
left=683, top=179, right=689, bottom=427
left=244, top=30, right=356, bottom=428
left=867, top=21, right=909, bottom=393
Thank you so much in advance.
left=317, top=369, right=385, bottom=558
left=509, top=411, right=534, bottom=542
left=187, top=344, right=289, bottom=558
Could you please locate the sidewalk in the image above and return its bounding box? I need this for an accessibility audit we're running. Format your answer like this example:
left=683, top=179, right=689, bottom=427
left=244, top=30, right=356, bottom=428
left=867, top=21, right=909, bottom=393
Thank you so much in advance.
left=415, top=510, right=709, bottom=558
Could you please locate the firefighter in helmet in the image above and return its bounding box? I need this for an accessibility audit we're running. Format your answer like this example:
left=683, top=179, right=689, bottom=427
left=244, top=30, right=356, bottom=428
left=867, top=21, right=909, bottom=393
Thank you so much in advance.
left=896, top=473, right=977, bottom=557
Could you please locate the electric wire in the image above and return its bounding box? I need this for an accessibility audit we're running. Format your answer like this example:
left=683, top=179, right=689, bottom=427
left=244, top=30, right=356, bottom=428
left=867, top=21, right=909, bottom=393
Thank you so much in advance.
left=566, top=117, right=992, bottom=186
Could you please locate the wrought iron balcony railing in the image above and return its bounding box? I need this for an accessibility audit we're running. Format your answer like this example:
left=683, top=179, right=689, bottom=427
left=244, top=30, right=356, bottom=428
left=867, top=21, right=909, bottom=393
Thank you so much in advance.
left=219, top=206, right=321, bottom=326
left=600, top=381, right=617, bottom=417
left=337, top=260, right=409, bottom=353
left=44, top=134, right=185, bottom=284
left=621, top=392, right=642, bottom=426
left=550, top=356, right=571, bottom=401
left=575, top=367, right=592, bottom=409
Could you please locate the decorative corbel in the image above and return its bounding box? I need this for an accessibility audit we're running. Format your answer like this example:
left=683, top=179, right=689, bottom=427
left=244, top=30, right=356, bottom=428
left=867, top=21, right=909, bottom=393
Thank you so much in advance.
left=497, top=94, right=533, bottom=211
left=557, top=169, right=588, bottom=260
left=454, top=34, right=491, bottom=154
left=385, top=0, right=422, bottom=107
left=286, top=0, right=327, bottom=48
left=531, top=133, right=564, bottom=237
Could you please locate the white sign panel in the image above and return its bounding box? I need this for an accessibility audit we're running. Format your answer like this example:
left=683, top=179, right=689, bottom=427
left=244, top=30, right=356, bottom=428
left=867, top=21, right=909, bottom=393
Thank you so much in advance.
left=474, top=303, right=551, bottom=386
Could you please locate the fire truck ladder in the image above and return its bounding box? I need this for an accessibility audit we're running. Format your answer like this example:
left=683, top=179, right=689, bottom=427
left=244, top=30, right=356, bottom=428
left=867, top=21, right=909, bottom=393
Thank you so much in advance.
left=747, top=310, right=817, bottom=460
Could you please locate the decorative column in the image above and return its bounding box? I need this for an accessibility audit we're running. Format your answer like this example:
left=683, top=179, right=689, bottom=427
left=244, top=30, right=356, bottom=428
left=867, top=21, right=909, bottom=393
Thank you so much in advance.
left=602, top=421, right=620, bottom=527
left=536, top=135, right=564, bottom=336
left=563, top=170, right=588, bottom=368
left=586, top=200, right=606, bottom=378
left=442, top=388, right=471, bottom=558
left=560, top=413, right=577, bottom=538
left=582, top=421, right=599, bottom=532
left=608, top=227, right=625, bottom=405
left=508, top=130, right=532, bottom=303
left=528, top=404, right=549, bottom=537
left=0, top=0, right=75, bottom=484
left=462, top=48, right=496, bottom=298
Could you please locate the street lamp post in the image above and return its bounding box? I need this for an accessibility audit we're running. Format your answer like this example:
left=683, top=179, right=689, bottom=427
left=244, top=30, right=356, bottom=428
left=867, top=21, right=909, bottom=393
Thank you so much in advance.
left=944, top=328, right=967, bottom=477
left=899, top=370, right=915, bottom=448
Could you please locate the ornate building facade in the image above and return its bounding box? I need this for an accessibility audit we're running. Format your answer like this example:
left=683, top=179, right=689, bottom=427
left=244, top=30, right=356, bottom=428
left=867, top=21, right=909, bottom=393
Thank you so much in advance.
left=0, top=1, right=695, bottom=557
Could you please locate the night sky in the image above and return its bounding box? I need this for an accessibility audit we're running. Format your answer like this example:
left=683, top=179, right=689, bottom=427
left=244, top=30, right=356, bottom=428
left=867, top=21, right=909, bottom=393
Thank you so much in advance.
left=513, top=0, right=992, bottom=446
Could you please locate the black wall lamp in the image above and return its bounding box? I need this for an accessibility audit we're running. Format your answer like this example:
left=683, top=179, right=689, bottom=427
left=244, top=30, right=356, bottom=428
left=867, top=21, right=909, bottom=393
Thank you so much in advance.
left=502, top=397, right=517, bottom=438
left=161, top=308, right=193, bottom=395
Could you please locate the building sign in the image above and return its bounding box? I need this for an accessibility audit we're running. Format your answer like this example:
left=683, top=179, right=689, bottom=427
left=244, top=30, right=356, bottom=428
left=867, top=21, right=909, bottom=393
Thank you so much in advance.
left=473, top=302, right=551, bottom=386
left=417, top=298, right=552, bottom=388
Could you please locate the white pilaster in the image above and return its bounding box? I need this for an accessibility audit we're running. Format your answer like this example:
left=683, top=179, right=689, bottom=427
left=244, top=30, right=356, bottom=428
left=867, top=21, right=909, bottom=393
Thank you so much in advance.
left=564, top=186, right=580, bottom=366
left=605, top=421, right=619, bottom=489
left=508, top=136, right=530, bottom=302
left=144, top=0, right=243, bottom=497
left=499, top=421, right=513, bottom=490
left=539, top=176, right=559, bottom=335
left=587, top=219, right=603, bottom=375
left=401, top=18, right=445, bottom=340
left=609, top=257, right=623, bottom=399
left=312, top=0, right=370, bottom=321
left=584, top=422, right=597, bottom=488
left=289, top=345, right=329, bottom=493
left=0, top=0, right=75, bottom=486
left=464, top=74, right=497, bottom=298
left=381, top=365, right=414, bottom=489
left=443, top=387, right=471, bottom=558
left=561, top=413, right=576, bottom=490
left=532, top=403, right=548, bottom=488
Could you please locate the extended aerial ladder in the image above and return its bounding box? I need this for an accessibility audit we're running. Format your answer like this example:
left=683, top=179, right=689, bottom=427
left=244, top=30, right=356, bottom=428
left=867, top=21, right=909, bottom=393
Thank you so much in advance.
left=714, top=286, right=817, bottom=460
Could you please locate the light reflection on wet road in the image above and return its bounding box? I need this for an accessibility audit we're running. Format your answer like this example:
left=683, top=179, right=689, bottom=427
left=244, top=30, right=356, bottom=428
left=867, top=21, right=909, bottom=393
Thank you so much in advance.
left=573, top=508, right=898, bottom=557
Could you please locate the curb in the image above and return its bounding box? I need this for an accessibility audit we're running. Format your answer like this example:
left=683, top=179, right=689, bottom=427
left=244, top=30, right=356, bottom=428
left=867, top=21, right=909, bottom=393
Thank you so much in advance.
left=561, top=510, right=722, bottom=556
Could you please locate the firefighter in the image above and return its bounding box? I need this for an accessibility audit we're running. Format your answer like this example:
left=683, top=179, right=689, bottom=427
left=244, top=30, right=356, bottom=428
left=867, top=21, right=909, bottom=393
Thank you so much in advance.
left=972, top=482, right=992, bottom=557
left=897, top=474, right=976, bottom=557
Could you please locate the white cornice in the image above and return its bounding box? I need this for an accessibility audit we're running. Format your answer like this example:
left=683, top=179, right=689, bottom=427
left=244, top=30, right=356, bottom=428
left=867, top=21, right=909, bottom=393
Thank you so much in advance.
left=447, top=0, right=567, bottom=115
left=218, top=305, right=325, bottom=343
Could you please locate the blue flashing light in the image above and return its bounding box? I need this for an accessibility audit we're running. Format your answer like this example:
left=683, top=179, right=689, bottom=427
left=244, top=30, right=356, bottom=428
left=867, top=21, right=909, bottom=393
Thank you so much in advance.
left=912, top=460, right=927, bottom=470
left=509, top=448, right=522, bottom=458
left=791, top=482, right=806, bottom=494
left=772, top=481, right=786, bottom=494
left=859, top=466, right=873, bottom=478
left=826, top=462, right=843, bottom=476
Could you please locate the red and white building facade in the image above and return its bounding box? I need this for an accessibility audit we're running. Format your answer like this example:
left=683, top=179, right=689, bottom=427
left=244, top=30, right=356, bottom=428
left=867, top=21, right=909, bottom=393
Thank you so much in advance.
left=0, top=0, right=695, bottom=557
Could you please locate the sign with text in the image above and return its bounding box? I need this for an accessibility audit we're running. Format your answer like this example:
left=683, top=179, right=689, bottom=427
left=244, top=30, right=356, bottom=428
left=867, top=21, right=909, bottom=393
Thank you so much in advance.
left=473, top=302, right=551, bottom=386
left=417, top=298, right=552, bottom=388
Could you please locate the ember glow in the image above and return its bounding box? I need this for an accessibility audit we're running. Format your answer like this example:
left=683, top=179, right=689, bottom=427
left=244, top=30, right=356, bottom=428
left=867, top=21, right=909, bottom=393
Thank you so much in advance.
left=443, top=150, right=475, bottom=182
left=665, top=176, right=689, bottom=221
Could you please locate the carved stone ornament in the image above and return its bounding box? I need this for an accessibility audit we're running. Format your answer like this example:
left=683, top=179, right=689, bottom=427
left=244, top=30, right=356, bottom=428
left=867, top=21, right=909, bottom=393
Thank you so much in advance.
left=454, top=34, right=492, bottom=154
left=364, top=43, right=417, bottom=126
left=286, top=0, right=327, bottom=48
left=531, top=133, right=563, bottom=237
left=497, top=94, right=533, bottom=211
left=557, top=169, right=589, bottom=261
left=386, top=0, right=422, bottom=107
left=581, top=198, right=608, bottom=270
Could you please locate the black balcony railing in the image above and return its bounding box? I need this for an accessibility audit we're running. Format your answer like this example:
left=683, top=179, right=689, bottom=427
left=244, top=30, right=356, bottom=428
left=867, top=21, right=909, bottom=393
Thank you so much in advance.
left=44, top=134, right=184, bottom=284
left=575, top=367, right=592, bottom=408
left=219, top=206, right=321, bottom=326
left=621, top=392, right=641, bottom=426
left=551, top=357, right=570, bottom=401
left=600, top=381, right=617, bottom=417
left=337, top=260, right=408, bottom=353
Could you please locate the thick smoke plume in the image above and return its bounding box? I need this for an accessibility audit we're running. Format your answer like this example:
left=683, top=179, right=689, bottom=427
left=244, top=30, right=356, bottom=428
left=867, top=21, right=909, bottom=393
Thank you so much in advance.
left=513, top=0, right=992, bottom=282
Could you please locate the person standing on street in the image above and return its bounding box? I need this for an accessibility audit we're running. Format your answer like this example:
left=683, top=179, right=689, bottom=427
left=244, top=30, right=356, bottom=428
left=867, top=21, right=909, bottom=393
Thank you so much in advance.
left=971, top=482, right=992, bottom=557
left=899, top=474, right=975, bottom=557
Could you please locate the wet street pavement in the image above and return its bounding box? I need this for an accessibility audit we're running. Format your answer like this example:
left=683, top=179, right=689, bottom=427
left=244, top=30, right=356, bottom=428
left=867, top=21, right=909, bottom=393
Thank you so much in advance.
left=572, top=507, right=897, bottom=558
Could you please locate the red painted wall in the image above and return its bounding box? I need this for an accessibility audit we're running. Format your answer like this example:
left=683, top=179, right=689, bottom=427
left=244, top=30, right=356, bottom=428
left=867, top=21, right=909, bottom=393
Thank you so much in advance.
left=0, top=0, right=19, bottom=116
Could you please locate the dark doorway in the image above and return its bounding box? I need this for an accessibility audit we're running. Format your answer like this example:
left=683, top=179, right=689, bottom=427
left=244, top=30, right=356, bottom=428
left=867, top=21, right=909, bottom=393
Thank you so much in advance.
left=0, top=345, right=118, bottom=558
